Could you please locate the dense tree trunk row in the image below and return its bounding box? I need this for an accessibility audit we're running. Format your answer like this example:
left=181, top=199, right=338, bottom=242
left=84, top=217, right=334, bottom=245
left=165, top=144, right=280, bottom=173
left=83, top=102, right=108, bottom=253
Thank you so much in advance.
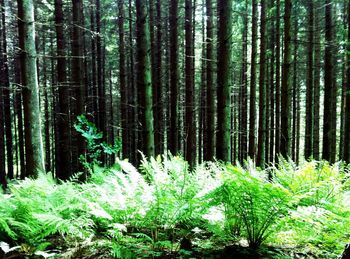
left=0, top=0, right=349, bottom=182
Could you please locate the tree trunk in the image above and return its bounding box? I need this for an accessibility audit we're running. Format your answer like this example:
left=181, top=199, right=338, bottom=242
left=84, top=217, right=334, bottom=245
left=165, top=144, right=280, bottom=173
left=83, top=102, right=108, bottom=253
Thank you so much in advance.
left=239, top=0, right=248, bottom=163
left=19, top=0, right=45, bottom=176
left=0, top=0, right=13, bottom=179
left=55, top=0, right=71, bottom=179
left=305, top=0, right=314, bottom=159
left=168, top=0, right=179, bottom=155
left=280, top=0, right=292, bottom=158
left=323, top=0, right=335, bottom=162
left=204, top=0, right=215, bottom=161
left=248, top=0, right=258, bottom=160
left=275, top=0, right=281, bottom=159
left=343, top=0, right=350, bottom=163
left=185, top=0, right=196, bottom=166
left=71, top=0, right=86, bottom=173
left=135, top=0, right=155, bottom=158
left=313, top=2, right=321, bottom=160
left=257, top=0, right=266, bottom=167
left=216, top=0, right=232, bottom=162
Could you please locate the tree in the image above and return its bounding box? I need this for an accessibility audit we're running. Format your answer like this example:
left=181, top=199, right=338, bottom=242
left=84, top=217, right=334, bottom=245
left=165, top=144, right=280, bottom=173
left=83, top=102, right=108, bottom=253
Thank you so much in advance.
left=184, top=0, right=196, bottom=166
left=135, top=0, right=155, bottom=158
left=313, top=1, right=321, bottom=160
left=0, top=0, right=13, bottom=179
left=18, top=0, right=45, bottom=175
left=275, top=0, right=281, bottom=158
left=55, top=0, right=71, bottom=179
left=343, top=0, right=350, bottom=163
left=248, top=0, right=258, bottom=159
left=203, top=0, right=215, bottom=161
left=257, top=0, right=266, bottom=167
left=71, top=0, right=86, bottom=173
left=280, top=0, right=292, bottom=158
left=168, top=0, right=179, bottom=155
left=304, top=0, right=314, bottom=159
left=322, top=0, right=336, bottom=162
left=239, top=0, right=248, bottom=163
left=216, top=0, right=232, bottom=162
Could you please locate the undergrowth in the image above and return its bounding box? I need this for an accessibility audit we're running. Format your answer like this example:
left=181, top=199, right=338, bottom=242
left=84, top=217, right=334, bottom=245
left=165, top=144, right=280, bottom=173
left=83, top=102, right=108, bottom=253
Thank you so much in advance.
left=0, top=156, right=349, bottom=258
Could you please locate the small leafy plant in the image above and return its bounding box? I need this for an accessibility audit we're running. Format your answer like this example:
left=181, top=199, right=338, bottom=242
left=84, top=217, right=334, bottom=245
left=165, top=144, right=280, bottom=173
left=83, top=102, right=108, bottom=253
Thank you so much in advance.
left=74, top=115, right=121, bottom=172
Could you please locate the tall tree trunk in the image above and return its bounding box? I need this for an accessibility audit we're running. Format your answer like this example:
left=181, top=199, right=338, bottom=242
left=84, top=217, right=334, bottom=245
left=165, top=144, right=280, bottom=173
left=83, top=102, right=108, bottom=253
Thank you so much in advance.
left=127, top=0, right=137, bottom=164
left=275, top=0, right=281, bottom=159
left=19, top=0, right=45, bottom=175
left=71, top=0, right=86, bottom=173
left=153, top=0, right=164, bottom=155
left=118, top=0, right=129, bottom=160
left=257, top=0, right=266, bottom=167
left=239, top=0, right=248, bottom=163
left=322, top=0, right=335, bottom=162
left=268, top=0, right=275, bottom=163
left=313, top=2, right=321, bottom=160
left=185, top=0, right=196, bottom=166
left=216, top=0, right=232, bottom=162
left=96, top=0, right=106, bottom=144
left=292, top=15, right=299, bottom=162
left=305, top=0, right=314, bottom=159
left=168, top=0, right=179, bottom=155
left=343, top=0, right=350, bottom=163
left=135, top=0, right=155, bottom=158
left=248, top=0, right=257, bottom=159
left=42, top=33, right=51, bottom=172
left=204, top=0, right=215, bottom=161
left=0, top=56, right=5, bottom=188
left=0, top=0, right=13, bottom=179
left=280, top=0, right=292, bottom=158
left=55, top=0, right=71, bottom=179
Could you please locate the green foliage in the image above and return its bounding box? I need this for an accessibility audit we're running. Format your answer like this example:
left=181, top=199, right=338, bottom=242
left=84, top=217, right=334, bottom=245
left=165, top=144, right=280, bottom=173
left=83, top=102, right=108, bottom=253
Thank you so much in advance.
left=211, top=163, right=291, bottom=248
left=0, top=157, right=349, bottom=257
left=74, top=115, right=121, bottom=171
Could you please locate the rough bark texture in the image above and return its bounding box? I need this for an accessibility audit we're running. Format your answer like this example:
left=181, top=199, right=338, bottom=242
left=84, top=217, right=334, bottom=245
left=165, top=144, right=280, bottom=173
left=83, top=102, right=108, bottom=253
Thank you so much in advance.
left=71, top=0, right=86, bottom=174
left=239, top=0, right=248, bottom=163
left=322, top=0, right=335, bottom=162
left=168, top=0, right=179, bottom=155
left=55, top=0, right=71, bottom=179
left=305, top=0, right=314, bottom=159
left=257, top=0, right=266, bottom=167
left=280, top=0, right=292, bottom=158
left=204, top=0, right=215, bottom=161
left=135, top=0, right=155, bottom=158
left=275, top=0, right=281, bottom=158
left=1, top=0, right=13, bottom=179
left=216, top=0, right=232, bottom=162
left=248, top=0, right=257, bottom=160
left=20, top=0, right=45, bottom=175
left=343, top=0, right=350, bottom=163
left=313, top=3, right=321, bottom=160
left=184, top=0, right=196, bottom=166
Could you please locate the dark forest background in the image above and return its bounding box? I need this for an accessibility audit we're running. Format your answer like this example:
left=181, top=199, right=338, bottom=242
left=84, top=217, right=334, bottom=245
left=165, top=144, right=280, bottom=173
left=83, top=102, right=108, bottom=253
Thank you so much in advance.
left=0, top=0, right=350, bottom=183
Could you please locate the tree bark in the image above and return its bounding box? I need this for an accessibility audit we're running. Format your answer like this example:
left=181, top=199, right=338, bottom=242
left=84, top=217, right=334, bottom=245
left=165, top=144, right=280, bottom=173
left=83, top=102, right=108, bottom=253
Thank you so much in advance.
left=248, top=0, right=258, bottom=160
left=185, top=0, right=196, bottom=166
left=322, top=0, right=336, bottom=162
left=216, top=0, right=232, bottom=162
left=168, top=0, right=179, bottom=155
left=257, top=0, right=266, bottom=167
left=19, top=0, right=45, bottom=176
left=280, top=0, right=292, bottom=158
left=305, top=0, right=314, bottom=159
left=343, top=0, right=350, bottom=163
left=55, top=0, right=71, bottom=179
left=135, top=0, right=155, bottom=158
left=71, top=0, right=86, bottom=173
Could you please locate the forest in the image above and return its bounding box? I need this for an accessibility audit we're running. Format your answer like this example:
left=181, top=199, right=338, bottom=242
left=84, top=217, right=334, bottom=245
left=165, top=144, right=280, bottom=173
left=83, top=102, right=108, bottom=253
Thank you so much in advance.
left=0, top=0, right=350, bottom=258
